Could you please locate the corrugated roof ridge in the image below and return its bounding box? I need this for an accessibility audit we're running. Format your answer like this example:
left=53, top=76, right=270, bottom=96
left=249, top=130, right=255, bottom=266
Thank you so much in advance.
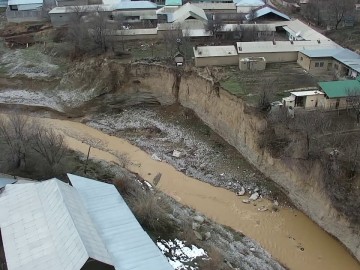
left=52, top=179, right=114, bottom=267
left=37, top=179, right=83, bottom=269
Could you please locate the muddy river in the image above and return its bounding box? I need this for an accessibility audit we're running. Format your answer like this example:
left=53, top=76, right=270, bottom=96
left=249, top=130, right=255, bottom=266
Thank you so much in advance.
left=38, top=117, right=360, bottom=270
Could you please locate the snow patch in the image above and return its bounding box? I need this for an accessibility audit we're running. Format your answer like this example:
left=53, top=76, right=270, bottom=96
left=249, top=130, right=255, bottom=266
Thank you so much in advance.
left=157, top=239, right=207, bottom=270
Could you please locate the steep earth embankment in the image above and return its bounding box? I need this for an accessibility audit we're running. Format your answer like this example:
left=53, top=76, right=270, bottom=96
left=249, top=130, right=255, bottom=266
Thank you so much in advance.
left=123, top=63, right=360, bottom=261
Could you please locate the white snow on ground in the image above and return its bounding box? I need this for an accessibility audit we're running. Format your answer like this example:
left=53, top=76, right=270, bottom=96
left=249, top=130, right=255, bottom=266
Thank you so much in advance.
left=0, top=89, right=64, bottom=111
left=1, top=50, right=59, bottom=79
left=157, top=239, right=207, bottom=270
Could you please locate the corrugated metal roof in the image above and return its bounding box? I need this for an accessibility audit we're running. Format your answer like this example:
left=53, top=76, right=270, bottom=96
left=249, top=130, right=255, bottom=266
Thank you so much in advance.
left=234, top=0, right=264, bottom=6
left=193, top=45, right=238, bottom=58
left=168, top=2, right=207, bottom=23
left=0, top=178, right=16, bottom=189
left=0, top=180, right=113, bottom=270
left=193, top=3, right=236, bottom=10
left=281, top=19, right=330, bottom=41
left=222, top=23, right=275, bottom=32
left=246, top=6, right=290, bottom=21
left=165, top=0, right=182, bottom=6
left=237, top=40, right=339, bottom=53
left=8, top=0, right=42, bottom=5
left=49, top=4, right=113, bottom=14
left=300, top=48, right=360, bottom=73
left=112, top=0, right=157, bottom=10
left=68, top=174, right=173, bottom=270
left=318, top=80, right=360, bottom=98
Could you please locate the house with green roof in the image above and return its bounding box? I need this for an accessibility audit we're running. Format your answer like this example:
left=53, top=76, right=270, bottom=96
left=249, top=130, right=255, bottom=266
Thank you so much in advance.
left=318, top=78, right=360, bottom=110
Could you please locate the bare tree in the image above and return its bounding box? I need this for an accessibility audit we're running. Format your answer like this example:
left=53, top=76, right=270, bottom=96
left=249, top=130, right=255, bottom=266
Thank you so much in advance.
left=293, top=110, right=331, bottom=159
left=31, top=125, right=66, bottom=172
left=247, top=7, right=257, bottom=22
left=325, top=0, right=355, bottom=29
left=162, top=26, right=183, bottom=58
left=302, top=0, right=323, bottom=25
left=0, top=114, right=31, bottom=169
left=346, top=88, right=360, bottom=123
left=206, top=15, right=223, bottom=40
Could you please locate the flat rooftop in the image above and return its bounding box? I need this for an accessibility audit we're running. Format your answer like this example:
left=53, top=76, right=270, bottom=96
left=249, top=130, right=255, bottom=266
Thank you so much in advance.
left=193, top=45, right=238, bottom=58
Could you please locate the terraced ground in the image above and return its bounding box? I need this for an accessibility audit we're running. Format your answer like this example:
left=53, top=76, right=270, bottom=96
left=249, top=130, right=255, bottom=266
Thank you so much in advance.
left=219, top=62, right=334, bottom=105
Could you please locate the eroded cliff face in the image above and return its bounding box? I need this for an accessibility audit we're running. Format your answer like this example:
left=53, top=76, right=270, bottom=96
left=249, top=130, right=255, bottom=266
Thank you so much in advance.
left=122, top=63, right=360, bottom=261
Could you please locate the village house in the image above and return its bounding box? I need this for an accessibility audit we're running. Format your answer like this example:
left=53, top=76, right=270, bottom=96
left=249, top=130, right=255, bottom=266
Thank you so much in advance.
left=318, top=79, right=360, bottom=110
left=193, top=45, right=238, bottom=66
left=236, top=40, right=339, bottom=63
left=0, top=174, right=173, bottom=270
left=6, top=0, right=45, bottom=22
left=297, top=48, right=360, bottom=78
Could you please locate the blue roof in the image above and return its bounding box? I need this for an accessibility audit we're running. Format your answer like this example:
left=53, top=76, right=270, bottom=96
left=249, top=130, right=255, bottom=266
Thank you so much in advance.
left=300, top=48, right=360, bottom=73
left=112, top=0, right=157, bottom=10
left=246, top=6, right=290, bottom=20
left=0, top=178, right=16, bottom=189
left=234, top=0, right=264, bottom=6
left=165, top=0, right=182, bottom=5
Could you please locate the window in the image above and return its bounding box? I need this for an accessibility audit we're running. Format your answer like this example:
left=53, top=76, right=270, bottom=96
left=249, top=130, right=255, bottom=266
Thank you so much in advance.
left=320, top=62, right=324, bottom=67
left=334, top=63, right=339, bottom=70
left=9, top=5, right=18, bottom=10
left=315, top=62, right=320, bottom=67
left=300, top=56, right=303, bottom=61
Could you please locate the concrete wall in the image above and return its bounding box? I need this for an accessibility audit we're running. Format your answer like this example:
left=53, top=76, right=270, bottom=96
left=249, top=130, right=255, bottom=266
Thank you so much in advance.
left=304, top=94, right=325, bottom=108
left=239, top=51, right=298, bottom=63
left=194, top=55, right=238, bottom=67
left=297, top=53, right=334, bottom=75
left=324, top=97, right=348, bottom=110
left=6, top=8, right=43, bottom=22
left=50, top=13, right=73, bottom=27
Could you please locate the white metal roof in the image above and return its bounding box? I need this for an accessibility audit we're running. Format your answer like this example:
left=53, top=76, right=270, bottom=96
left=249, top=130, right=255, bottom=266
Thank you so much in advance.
left=49, top=4, right=113, bottom=14
left=222, top=23, right=276, bottom=32
left=182, top=28, right=211, bottom=37
left=246, top=6, right=290, bottom=21
left=290, top=90, right=324, bottom=96
left=68, top=174, right=173, bottom=270
left=8, top=0, right=42, bottom=5
left=281, top=19, right=330, bottom=41
left=192, top=2, right=236, bottom=10
left=233, top=0, right=264, bottom=6
left=167, top=2, right=208, bottom=23
left=193, top=45, right=238, bottom=58
left=237, top=40, right=340, bottom=53
left=0, top=180, right=113, bottom=270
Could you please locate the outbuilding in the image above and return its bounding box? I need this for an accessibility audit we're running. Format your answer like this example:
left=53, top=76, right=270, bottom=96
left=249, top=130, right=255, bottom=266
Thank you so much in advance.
left=282, top=90, right=325, bottom=109
left=193, top=45, right=238, bottom=66
left=6, top=0, right=44, bottom=22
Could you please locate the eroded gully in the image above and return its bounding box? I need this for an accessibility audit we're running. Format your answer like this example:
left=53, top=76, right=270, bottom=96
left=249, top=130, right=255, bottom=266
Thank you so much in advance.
left=34, top=116, right=360, bottom=270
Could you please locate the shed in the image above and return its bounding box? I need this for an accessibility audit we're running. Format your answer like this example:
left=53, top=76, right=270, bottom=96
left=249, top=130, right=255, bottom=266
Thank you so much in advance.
left=239, top=56, right=266, bottom=70
left=282, top=90, right=325, bottom=109
left=193, top=45, right=238, bottom=66
left=174, top=51, right=184, bottom=66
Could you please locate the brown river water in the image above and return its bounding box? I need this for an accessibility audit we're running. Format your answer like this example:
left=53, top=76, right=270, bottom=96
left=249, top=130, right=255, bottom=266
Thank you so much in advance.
left=38, top=117, right=360, bottom=270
